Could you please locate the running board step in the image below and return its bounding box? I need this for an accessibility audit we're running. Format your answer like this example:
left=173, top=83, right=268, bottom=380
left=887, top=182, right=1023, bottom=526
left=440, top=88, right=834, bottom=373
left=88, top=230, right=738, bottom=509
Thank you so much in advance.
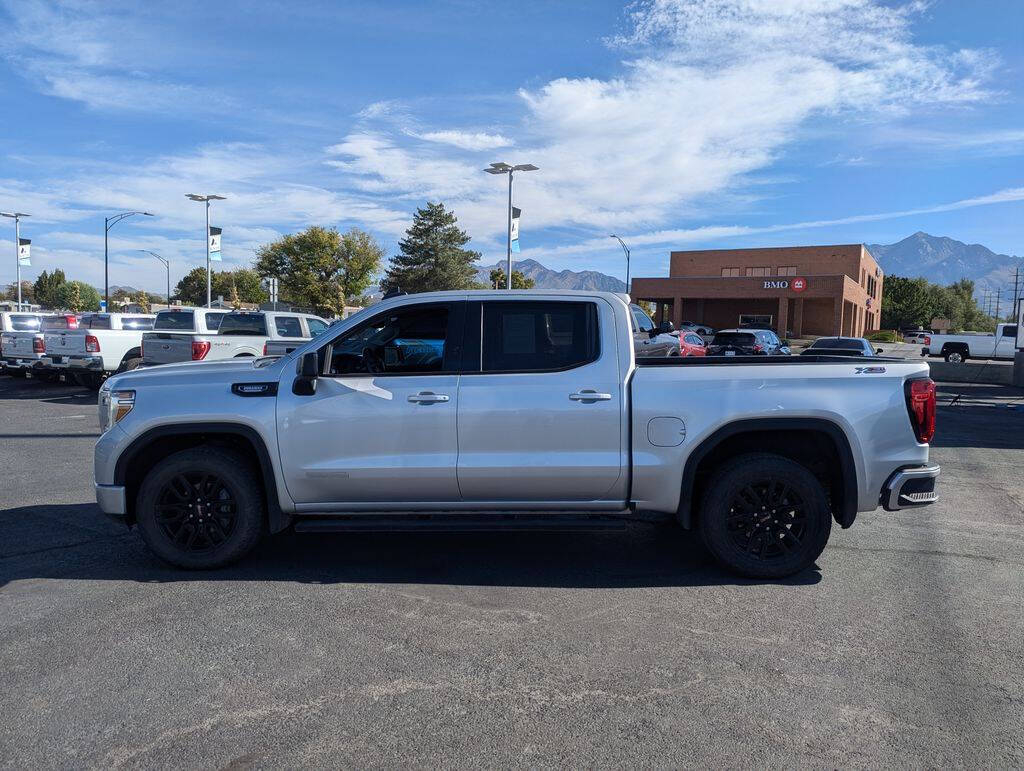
left=293, top=515, right=628, bottom=533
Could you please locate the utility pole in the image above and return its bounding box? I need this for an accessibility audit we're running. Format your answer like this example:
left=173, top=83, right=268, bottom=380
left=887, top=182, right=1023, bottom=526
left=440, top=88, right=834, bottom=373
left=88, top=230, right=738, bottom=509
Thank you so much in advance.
left=995, top=287, right=1002, bottom=322
left=1, top=212, right=29, bottom=308
left=609, top=234, right=631, bottom=294
left=185, top=194, right=226, bottom=307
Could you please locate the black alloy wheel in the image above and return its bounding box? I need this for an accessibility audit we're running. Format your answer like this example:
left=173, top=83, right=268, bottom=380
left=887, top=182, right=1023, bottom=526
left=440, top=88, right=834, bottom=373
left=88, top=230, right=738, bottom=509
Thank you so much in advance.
left=154, top=472, right=238, bottom=553
left=724, top=480, right=807, bottom=562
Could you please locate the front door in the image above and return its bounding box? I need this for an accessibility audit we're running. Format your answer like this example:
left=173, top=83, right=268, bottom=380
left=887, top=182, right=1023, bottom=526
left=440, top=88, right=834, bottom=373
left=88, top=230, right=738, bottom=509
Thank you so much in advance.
left=277, top=301, right=464, bottom=505
left=456, top=299, right=625, bottom=504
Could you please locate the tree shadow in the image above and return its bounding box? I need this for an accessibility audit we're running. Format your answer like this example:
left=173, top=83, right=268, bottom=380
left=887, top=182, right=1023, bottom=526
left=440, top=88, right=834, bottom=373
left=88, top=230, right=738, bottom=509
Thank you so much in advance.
left=0, top=503, right=823, bottom=589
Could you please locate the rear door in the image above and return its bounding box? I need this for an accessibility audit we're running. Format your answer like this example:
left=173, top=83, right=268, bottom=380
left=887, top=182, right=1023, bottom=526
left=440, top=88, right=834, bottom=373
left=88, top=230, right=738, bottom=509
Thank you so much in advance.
left=456, top=299, right=624, bottom=503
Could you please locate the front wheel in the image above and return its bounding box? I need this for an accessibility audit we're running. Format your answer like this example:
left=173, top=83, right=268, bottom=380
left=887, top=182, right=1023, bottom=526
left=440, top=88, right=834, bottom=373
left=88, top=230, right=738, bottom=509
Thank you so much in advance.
left=135, top=447, right=265, bottom=569
left=697, top=453, right=831, bottom=578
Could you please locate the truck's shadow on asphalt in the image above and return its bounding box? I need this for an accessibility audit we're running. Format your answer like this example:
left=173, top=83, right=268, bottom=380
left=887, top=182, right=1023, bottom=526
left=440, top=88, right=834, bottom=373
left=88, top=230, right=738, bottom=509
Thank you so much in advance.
left=0, top=503, right=822, bottom=589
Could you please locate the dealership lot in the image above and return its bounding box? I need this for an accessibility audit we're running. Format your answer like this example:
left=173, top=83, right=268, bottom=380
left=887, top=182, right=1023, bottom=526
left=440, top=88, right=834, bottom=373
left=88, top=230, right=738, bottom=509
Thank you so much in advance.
left=1, top=377, right=1022, bottom=766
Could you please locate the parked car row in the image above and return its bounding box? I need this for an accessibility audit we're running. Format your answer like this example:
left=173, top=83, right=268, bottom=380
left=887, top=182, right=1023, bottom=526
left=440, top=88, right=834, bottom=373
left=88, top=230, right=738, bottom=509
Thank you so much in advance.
left=0, top=308, right=330, bottom=389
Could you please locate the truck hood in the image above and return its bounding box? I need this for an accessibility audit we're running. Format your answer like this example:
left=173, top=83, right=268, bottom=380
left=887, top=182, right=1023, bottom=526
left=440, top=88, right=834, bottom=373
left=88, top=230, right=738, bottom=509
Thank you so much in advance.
left=106, top=356, right=286, bottom=389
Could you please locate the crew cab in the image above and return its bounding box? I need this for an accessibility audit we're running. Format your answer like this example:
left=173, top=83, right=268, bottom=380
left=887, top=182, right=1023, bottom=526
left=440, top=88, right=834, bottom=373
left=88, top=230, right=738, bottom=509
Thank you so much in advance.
left=95, top=290, right=939, bottom=578
left=921, top=323, right=1018, bottom=363
left=141, top=308, right=230, bottom=366
left=150, top=310, right=330, bottom=363
left=44, top=313, right=155, bottom=388
left=0, top=311, right=44, bottom=377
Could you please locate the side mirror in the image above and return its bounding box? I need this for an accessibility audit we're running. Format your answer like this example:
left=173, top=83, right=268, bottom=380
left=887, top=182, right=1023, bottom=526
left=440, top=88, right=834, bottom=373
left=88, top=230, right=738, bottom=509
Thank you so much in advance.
left=876, top=347, right=884, bottom=355
left=293, top=351, right=319, bottom=396
left=658, top=320, right=674, bottom=334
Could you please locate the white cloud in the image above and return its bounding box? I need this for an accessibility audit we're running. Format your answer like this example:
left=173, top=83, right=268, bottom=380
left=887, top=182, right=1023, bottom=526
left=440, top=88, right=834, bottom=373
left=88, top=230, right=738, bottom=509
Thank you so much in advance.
left=412, top=130, right=514, bottom=151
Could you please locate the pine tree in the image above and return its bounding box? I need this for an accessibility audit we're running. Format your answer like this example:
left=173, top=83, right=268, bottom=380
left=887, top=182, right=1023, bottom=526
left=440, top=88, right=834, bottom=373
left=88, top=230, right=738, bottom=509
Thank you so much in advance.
left=382, top=202, right=482, bottom=294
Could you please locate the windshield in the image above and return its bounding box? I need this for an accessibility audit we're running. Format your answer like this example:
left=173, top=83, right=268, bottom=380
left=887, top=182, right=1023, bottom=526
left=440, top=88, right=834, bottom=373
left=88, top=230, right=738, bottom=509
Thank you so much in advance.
left=154, top=310, right=195, bottom=330
left=218, top=314, right=268, bottom=336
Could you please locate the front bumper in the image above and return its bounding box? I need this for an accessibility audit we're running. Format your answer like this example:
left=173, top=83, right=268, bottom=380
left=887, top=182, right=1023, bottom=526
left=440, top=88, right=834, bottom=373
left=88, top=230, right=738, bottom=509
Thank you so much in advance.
left=95, top=483, right=128, bottom=521
left=882, top=465, right=940, bottom=511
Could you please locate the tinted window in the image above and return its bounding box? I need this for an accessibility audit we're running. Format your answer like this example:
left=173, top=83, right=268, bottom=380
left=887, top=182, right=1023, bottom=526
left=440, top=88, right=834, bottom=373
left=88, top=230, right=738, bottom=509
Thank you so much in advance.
left=809, top=338, right=863, bottom=350
left=630, top=305, right=655, bottom=332
left=89, top=315, right=112, bottom=330
left=307, top=318, right=328, bottom=337
left=481, top=301, right=599, bottom=373
left=154, top=310, right=195, bottom=331
left=204, top=312, right=227, bottom=330
left=9, top=314, right=40, bottom=331
left=122, top=316, right=155, bottom=330
left=328, top=305, right=449, bottom=375
left=274, top=316, right=303, bottom=337
left=42, top=316, right=72, bottom=330
left=1002, top=325, right=1017, bottom=337
left=711, top=332, right=756, bottom=346
left=218, top=314, right=268, bottom=336
left=685, top=334, right=703, bottom=345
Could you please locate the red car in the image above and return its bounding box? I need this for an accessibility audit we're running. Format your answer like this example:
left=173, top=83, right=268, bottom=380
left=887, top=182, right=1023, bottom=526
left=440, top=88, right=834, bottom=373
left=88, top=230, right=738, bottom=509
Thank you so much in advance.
left=678, top=330, right=707, bottom=356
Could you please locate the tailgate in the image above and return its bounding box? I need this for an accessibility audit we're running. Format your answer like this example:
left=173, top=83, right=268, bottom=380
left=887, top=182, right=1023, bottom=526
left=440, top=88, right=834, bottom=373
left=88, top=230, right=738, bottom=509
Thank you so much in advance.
left=44, top=330, right=87, bottom=356
left=5, top=333, right=42, bottom=358
left=143, top=333, right=197, bottom=364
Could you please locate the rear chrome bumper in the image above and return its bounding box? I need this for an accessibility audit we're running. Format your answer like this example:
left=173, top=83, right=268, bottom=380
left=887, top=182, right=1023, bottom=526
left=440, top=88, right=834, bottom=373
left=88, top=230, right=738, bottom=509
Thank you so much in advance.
left=68, top=356, right=104, bottom=371
left=882, top=465, right=940, bottom=511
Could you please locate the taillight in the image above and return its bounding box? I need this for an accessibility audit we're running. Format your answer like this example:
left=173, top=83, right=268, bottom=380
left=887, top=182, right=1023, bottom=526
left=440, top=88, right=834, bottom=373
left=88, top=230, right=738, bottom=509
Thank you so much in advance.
left=905, top=378, right=936, bottom=444
left=923, top=336, right=931, bottom=345
left=263, top=342, right=269, bottom=355
left=33, top=338, right=45, bottom=353
left=68, top=316, right=79, bottom=329
left=192, top=341, right=211, bottom=360
left=752, top=344, right=764, bottom=353
left=85, top=334, right=100, bottom=353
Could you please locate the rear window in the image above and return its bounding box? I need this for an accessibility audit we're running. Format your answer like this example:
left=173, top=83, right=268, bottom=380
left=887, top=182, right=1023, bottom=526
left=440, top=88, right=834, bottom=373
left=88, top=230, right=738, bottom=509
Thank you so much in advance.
left=218, top=313, right=268, bottom=336
left=204, top=312, right=227, bottom=330
left=154, top=310, right=195, bottom=331
left=42, top=316, right=73, bottom=330
left=809, top=338, right=862, bottom=350
left=8, top=314, right=40, bottom=331
left=274, top=316, right=304, bottom=337
left=481, top=301, right=599, bottom=373
left=307, top=318, right=328, bottom=336
left=711, top=332, right=756, bottom=346
left=122, top=317, right=155, bottom=330
left=87, top=315, right=112, bottom=330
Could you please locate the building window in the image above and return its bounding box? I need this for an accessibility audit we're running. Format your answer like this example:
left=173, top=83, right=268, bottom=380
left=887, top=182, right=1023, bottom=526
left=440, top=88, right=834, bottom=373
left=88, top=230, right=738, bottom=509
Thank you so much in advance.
left=721, top=267, right=741, bottom=277
left=777, top=266, right=797, bottom=276
left=744, top=266, right=771, bottom=277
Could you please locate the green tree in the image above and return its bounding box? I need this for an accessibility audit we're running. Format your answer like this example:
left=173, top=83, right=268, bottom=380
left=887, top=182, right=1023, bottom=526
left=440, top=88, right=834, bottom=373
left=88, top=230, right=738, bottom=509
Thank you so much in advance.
left=489, top=267, right=535, bottom=290
left=33, top=269, right=66, bottom=308
left=880, top=276, right=932, bottom=329
left=3, top=281, right=35, bottom=304
left=136, top=290, right=151, bottom=313
left=255, top=226, right=383, bottom=314
left=54, top=281, right=101, bottom=312
left=382, top=202, right=481, bottom=294
left=174, top=267, right=268, bottom=307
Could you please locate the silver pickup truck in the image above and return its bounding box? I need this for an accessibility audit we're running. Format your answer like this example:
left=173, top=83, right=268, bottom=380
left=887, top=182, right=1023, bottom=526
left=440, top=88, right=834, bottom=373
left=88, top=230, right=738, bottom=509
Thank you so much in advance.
left=94, top=290, right=939, bottom=578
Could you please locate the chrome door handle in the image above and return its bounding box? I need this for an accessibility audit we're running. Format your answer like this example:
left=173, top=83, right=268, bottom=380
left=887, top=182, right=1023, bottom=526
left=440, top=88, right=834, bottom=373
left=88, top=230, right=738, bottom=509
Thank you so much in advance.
left=569, top=390, right=612, bottom=402
left=408, top=391, right=450, bottom=403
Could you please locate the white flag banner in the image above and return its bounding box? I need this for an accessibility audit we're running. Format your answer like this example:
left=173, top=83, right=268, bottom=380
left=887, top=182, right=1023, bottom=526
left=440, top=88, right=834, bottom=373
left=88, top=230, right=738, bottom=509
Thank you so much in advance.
left=18, top=238, right=30, bottom=266
left=209, top=225, right=222, bottom=262
left=510, top=206, right=521, bottom=253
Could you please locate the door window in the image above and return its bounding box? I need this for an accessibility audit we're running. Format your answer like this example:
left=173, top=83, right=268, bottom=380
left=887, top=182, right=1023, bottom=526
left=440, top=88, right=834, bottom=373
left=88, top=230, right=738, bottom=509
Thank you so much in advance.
left=480, top=301, right=599, bottom=373
left=630, top=305, right=655, bottom=333
left=274, top=316, right=303, bottom=337
left=1002, top=325, right=1017, bottom=337
left=204, top=312, right=227, bottom=330
left=328, top=305, right=450, bottom=375
left=307, top=318, right=329, bottom=337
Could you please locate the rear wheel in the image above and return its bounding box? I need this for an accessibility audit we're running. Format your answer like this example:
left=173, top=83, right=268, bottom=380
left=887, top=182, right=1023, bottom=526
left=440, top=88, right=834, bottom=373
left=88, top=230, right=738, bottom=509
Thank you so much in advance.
left=697, top=453, right=831, bottom=578
left=135, top=447, right=265, bottom=569
left=117, top=357, right=143, bottom=373
left=943, top=348, right=965, bottom=363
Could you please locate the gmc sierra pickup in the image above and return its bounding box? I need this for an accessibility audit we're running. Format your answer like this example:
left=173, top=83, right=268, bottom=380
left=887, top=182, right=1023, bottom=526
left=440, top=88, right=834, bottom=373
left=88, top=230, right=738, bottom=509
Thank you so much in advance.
left=94, top=290, right=939, bottom=578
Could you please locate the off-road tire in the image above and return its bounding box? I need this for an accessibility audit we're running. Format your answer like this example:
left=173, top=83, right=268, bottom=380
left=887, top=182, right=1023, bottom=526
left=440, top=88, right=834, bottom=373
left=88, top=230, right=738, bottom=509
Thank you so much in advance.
left=135, top=447, right=265, bottom=569
left=697, top=452, right=831, bottom=579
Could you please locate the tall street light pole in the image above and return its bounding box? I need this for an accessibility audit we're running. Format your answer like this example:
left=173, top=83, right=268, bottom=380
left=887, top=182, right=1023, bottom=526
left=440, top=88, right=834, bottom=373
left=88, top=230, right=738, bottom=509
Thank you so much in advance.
left=609, top=234, right=631, bottom=295
left=1, top=211, right=30, bottom=308
left=105, top=211, right=154, bottom=308
left=186, top=194, right=226, bottom=307
left=483, top=162, right=538, bottom=290
left=137, top=250, right=170, bottom=306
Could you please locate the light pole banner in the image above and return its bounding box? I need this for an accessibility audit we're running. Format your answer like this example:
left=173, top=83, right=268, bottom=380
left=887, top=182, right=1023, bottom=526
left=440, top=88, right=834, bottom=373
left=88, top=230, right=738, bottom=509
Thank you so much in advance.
left=209, top=225, right=222, bottom=261
left=18, top=238, right=30, bottom=266
left=510, top=207, right=521, bottom=253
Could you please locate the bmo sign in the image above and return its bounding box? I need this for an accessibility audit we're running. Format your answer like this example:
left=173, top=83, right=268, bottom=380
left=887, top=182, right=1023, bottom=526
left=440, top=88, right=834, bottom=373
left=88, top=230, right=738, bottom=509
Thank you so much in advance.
left=763, top=277, right=807, bottom=292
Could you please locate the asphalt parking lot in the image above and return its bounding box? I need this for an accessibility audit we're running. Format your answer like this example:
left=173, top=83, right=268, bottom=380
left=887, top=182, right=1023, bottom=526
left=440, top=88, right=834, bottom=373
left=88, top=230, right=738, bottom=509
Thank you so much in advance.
left=1, top=375, right=1022, bottom=767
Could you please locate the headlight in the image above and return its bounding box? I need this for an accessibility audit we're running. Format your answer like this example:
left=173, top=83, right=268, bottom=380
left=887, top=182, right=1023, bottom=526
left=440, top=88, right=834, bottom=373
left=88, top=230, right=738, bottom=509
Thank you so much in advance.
left=98, top=388, right=135, bottom=433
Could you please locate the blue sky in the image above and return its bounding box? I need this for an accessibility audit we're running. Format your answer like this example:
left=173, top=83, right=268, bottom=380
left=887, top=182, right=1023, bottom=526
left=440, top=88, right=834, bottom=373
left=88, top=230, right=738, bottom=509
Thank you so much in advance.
left=1, top=0, right=1022, bottom=294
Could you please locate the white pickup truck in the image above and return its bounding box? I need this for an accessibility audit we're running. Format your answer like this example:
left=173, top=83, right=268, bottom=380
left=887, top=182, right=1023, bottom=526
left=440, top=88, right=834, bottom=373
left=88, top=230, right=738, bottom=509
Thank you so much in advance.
left=143, top=310, right=330, bottom=364
left=141, top=308, right=230, bottom=366
left=0, top=312, right=44, bottom=377
left=921, top=323, right=1018, bottom=363
left=95, top=290, right=940, bottom=578
left=44, top=312, right=155, bottom=388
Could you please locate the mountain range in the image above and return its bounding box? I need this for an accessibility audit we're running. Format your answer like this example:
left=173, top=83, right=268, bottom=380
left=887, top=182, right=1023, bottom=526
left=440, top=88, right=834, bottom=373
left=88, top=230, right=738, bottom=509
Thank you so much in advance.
left=866, top=232, right=1020, bottom=292
left=475, top=258, right=627, bottom=292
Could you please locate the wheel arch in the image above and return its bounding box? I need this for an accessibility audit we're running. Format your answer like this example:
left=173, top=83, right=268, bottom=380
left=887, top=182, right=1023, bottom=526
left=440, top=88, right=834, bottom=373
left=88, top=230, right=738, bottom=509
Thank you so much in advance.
left=114, top=422, right=289, bottom=533
left=678, top=418, right=858, bottom=531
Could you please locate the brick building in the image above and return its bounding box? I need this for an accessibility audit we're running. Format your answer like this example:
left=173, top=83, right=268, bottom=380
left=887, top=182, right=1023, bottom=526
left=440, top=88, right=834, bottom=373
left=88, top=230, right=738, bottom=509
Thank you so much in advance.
left=630, top=244, right=883, bottom=338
